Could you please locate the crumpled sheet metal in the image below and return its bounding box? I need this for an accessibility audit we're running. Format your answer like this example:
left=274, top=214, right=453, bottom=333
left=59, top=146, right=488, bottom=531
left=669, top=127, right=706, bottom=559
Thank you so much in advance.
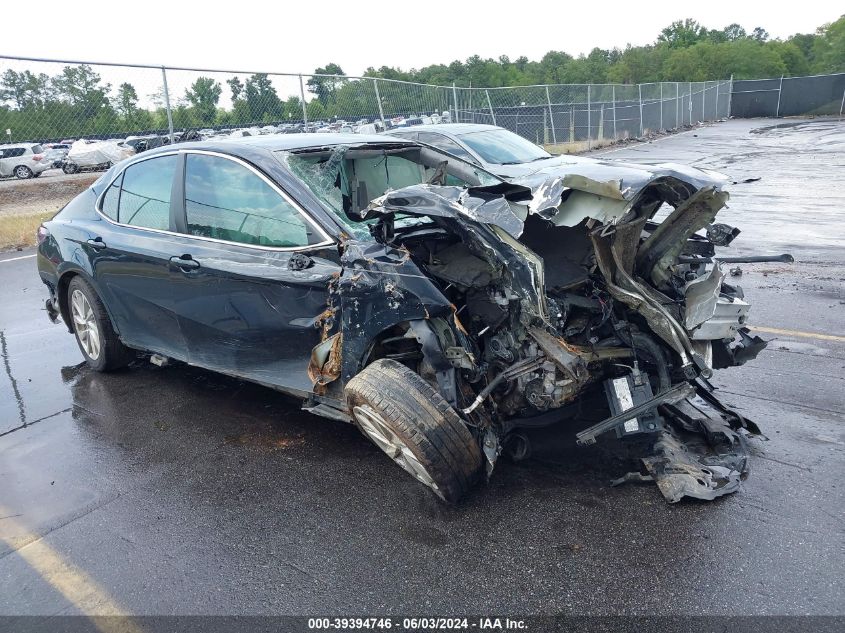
left=369, top=184, right=525, bottom=237
left=642, top=393, right=751, bottom=503
left=516, top=155, right=730, bottom=202
left=684, top=264, right=724, bottom=330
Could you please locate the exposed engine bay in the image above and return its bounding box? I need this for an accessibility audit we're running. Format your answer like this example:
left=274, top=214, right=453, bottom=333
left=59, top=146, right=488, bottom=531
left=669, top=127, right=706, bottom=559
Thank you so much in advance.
left=284, top=144, right=780, bottom=503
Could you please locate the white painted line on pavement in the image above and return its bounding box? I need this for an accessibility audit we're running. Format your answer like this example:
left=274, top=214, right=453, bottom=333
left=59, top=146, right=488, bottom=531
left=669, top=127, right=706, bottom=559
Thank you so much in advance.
left=0, top=253, right=36, bottom=263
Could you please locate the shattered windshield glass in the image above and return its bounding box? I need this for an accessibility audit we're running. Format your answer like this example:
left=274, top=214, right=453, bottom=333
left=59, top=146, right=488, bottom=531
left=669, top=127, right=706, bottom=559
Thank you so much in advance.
left=278, top=144, right=499, bottom=238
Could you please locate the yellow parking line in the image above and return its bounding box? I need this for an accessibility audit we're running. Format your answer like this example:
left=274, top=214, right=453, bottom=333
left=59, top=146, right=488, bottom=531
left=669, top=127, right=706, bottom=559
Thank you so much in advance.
left=0, top=509, right=143, bottom=633
left=752, top=326, right=845, bottom=343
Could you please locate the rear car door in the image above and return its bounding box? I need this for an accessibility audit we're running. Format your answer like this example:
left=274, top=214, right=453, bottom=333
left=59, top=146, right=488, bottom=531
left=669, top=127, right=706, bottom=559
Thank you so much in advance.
left=91, top=153, right=187, bottom=356
left=162, top=151, right=340, bottom=395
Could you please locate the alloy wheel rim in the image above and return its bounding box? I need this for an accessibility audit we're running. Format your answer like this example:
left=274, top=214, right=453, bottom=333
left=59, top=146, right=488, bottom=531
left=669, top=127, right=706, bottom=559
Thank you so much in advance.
left=15, top=167, right=29, bottom=178
left=353, top=404, right=441, bottom=494
left=71, top=289, right=101, bottom=360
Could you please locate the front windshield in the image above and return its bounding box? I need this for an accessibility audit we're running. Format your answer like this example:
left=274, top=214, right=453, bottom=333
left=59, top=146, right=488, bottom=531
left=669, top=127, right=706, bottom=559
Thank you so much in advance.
left=459, top=129, right=550, bottom=165
left=278, top=144, right=500, bottom=238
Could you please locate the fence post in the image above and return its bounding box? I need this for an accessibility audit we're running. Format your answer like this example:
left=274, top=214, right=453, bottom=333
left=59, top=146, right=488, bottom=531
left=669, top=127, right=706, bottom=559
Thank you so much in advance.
left=659, top=82, right=664, bottom=131
left=702, top=82, right=706, bottom=121
left=485, top=89, right=497, bottom=126
left=452, top=83, right=459, bottom=123
left=688, top=81, right=693, bottom=124
left=727, top=75, right=734, bottom=118
left=612, top=85, right=617, bottom=140
left=545, top=86, right=556, bottom=145
left=675, top=82, right=679, bottom=129
left=586, top=84, right=591, bottom=150
left=298, top=75, right=308, bottom=127
left=161, top=66, right=174, bottom=143
left=775, top=75, right=784, bottom=118
left=638, top=83, right=644, bottom=137
left=372, top=78, right=386, bottom=129
left=715, top=81, right=719, bottom=118
left=840, top=85, right=845, bottom=120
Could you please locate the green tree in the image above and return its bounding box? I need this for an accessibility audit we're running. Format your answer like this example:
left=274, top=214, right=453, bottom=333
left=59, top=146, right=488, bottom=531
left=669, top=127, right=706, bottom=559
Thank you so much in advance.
left=227, top=77, right=244, bottom=102
left=51, top=65, right=111, bottom=120
left=307, top=63, right=345, bottom=104
left=243, top=74, right=284, bottom=122
left=658, top=19, right=708, bottom=48
left=0, top=70, right=52, bottom=109
left=114, top=83, right=139, bottom=123
left=185, top=77, right=222, bottom=125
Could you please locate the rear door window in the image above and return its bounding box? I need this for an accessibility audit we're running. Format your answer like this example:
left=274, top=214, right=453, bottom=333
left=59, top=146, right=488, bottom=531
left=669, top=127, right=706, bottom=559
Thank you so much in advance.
left=183, top=153, right=320, bottom=248
left=101, top=173, right=123, bottom=220
left=117, top=155, right=177, bottom=230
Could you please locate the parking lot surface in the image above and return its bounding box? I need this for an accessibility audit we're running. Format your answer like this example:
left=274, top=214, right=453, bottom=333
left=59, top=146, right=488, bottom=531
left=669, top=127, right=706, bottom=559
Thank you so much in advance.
left=0, top=118, right=843, bottom=617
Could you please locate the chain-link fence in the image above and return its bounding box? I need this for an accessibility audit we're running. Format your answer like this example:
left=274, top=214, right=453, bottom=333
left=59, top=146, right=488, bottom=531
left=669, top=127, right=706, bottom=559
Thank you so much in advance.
left=730, top=73, right=845, bottom=118
left=0, top=55, right=736, bottom=155
left=451, top=80, right=732, bottom=150
left=2, top=54, right=843, bottom=166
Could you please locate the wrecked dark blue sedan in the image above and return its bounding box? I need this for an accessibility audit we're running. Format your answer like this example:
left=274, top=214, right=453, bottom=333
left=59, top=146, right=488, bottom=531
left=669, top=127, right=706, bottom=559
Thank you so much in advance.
left=37, top=133, right=772, bottom=503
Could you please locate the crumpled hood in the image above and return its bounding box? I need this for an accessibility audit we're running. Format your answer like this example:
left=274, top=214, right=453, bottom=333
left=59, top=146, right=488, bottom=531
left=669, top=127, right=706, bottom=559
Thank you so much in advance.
left=365, top=156, right=730, bottom=240
left=510, top=154, right=730, bottom=203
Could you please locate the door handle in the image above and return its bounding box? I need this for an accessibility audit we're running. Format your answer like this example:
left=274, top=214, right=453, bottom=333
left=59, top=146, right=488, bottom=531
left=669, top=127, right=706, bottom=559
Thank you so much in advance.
left=169, top=254, right=200, bottom=271
left=86, top=237, right=107, bottom=250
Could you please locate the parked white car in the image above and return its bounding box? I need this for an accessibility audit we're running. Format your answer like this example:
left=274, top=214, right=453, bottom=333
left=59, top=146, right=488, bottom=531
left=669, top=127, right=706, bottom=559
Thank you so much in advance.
left=0, top=143, right=51, bottom=179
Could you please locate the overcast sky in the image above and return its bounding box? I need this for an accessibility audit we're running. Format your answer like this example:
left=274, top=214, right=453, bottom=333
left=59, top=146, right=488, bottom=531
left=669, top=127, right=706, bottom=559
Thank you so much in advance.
left=3, top=1, right=841, bottom=75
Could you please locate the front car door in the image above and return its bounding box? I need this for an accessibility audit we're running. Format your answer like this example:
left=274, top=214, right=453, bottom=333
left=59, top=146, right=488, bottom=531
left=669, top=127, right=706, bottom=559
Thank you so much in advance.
left=161, top=150, right=340, bottom=396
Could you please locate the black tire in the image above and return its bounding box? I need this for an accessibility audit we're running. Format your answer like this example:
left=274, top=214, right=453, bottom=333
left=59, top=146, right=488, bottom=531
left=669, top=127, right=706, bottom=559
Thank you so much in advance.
left=67, top=276, right=133, bottom=371
left=62, top=163, right=79, bottom=174
left=345, top=358, right=483, bottom=503
left=32, top=171, right=41, bottom=178
left=14, top=165, right=33, bottom=179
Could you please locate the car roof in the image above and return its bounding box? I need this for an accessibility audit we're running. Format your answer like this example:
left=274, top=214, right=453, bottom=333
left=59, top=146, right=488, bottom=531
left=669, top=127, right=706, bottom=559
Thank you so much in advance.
left=387, top=123, right=500, bottom=136
left=231, top=132, right=408, bottom=151
left=132, top=133, right=418, bottom=165
left=0, top=143, right=38, bottom=149
left=149, top=132, right=410, bottom=155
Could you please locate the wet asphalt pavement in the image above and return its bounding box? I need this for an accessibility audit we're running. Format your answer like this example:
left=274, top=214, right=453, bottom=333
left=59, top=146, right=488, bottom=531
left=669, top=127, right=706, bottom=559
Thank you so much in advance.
left=0, top=118, right=843, bottom=617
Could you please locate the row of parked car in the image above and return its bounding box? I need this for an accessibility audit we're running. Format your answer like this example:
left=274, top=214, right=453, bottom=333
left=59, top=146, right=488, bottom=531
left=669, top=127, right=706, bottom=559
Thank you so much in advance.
left=0, top=111, right=455, bottom=179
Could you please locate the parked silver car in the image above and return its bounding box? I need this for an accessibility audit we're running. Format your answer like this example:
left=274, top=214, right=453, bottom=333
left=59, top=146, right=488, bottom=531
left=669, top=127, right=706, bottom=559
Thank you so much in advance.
left=385, top=123, right=587, bottom=179
left=0, top=143, right=51, bottom=179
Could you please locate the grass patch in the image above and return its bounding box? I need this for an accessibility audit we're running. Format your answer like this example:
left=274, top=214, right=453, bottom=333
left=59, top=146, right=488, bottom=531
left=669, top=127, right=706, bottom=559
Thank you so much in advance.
left=0, top=211, right=55, bottom=251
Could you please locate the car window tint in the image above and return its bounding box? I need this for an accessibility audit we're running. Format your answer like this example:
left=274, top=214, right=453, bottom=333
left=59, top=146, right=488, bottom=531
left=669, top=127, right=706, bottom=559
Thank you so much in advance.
left=101, top=173, right=123, bottom=220
left=184, top=154, right=315, bottom=248
left=31, top=145, right=44, bottom=154
left=417, top=132, right=475, bottom=161
left=118, top=155, right=176, bottom=230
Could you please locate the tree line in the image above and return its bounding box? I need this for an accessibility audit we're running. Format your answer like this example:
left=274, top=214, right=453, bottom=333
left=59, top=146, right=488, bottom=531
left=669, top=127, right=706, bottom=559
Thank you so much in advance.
left=1, top=16, right=843, bottom=142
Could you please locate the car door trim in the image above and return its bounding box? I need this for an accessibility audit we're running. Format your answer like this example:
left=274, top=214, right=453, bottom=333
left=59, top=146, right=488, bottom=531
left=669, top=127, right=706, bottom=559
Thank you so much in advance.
left=94, top=149, right=335, bottom=252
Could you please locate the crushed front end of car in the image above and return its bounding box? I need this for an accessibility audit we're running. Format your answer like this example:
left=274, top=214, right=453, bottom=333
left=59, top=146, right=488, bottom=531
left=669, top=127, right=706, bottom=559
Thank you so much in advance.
left=290, top=145, right=774, bottom=503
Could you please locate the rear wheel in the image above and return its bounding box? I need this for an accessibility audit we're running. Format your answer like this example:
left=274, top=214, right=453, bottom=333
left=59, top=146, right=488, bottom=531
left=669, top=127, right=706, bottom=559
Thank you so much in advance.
left=14, top=165, right=32, bottom=179
left=62, top=163, right=79, bottom=174
left=67, top=276, right=133, bottom=371
left=345, top=359, right=482, bottom=502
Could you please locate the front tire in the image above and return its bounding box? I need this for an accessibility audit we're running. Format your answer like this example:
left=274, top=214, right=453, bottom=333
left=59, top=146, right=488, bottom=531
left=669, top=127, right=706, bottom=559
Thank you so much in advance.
left=67, top=276, right=133, bottom=371
left=345, top=359, right=483, bottom=503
